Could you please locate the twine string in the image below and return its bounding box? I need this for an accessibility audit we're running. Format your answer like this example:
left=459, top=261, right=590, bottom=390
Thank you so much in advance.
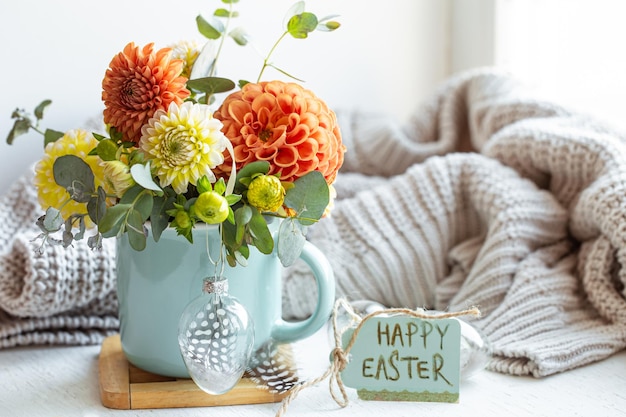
left=275, top=298, right=481, bottom=417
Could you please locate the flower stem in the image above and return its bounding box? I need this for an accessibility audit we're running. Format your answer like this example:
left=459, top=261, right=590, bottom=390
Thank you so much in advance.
left=209, top=1, right=233, bottom=79
left=257, top=31, right=289, bottom=83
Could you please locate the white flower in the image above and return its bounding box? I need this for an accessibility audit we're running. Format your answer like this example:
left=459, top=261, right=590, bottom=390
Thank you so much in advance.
left=139, top=102, right=229, bottom=194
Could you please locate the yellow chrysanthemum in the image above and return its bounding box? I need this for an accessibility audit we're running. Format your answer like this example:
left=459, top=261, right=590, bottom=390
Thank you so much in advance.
left=34, top=129, right=106, bottom=226
left=169, top=40, right=202, bottom=78
left=139, top=101, right=229, bottom=194
left=247, top=175, right=285, bottom=212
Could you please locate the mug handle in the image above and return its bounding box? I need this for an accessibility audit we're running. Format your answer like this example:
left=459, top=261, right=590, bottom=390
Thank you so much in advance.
left=270, top=240, right=335, bottom=343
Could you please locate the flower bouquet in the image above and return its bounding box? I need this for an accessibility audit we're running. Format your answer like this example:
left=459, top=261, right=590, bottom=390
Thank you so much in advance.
left=7, top=1, right=344, bottom=268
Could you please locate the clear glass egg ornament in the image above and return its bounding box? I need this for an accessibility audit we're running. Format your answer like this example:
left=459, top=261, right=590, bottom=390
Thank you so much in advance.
left=178, top=277, right=255, bottom=395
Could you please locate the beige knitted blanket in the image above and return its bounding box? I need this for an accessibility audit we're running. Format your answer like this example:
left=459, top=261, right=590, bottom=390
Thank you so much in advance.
left=282, top=68, right=626, bottom=377
left=1, top=69, right=625, bottom=378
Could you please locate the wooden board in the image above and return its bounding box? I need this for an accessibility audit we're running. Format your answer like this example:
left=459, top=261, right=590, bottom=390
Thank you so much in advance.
left=98, top=334, right=290, bottom=409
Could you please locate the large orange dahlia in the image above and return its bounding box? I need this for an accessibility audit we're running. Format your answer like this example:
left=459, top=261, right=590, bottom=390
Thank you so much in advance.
left=214, top=80, right=345, bottom=184
left=102, top=42, right=190, bottom=144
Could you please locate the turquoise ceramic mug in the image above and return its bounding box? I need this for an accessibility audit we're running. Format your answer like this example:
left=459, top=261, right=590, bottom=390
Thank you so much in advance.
left=116, top=221, right=335, bottom=378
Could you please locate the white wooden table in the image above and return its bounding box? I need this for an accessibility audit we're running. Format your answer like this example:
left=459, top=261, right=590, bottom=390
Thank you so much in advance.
left=1, top=324, right=625, bottom=417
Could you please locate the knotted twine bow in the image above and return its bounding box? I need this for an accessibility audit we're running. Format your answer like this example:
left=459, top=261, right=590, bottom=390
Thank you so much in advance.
left=275, top=298, right=481, bottom=416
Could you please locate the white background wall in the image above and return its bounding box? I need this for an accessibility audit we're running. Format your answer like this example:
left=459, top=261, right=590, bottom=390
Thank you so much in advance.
left=0, top=0, right=452, bottom=195
left=3, top=0, right=626, bottom=198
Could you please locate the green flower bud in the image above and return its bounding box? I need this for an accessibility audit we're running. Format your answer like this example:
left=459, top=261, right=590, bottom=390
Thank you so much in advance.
left=174, top=210, right=192, bottom=229
left=247, top=175, right=285, bottom=212
left=192, top=191, right=229, bottom=224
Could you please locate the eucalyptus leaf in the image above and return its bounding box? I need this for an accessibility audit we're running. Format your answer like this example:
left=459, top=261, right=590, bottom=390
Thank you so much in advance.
left=6, top=118, right=31, bottom=145
left=119, top=184, right=144, bottom=204
left=127, top=209, right=147, bottom=251
left=75, top=216, right=86, bottom=240
left=284, top=171, right=329, bottom=225
left=67, top=180, right=93, bottom=203
left=134, top=190, right=154, bottom=222
left=87, top=187, right=107, bottom=224
left=43, top=207, right=63, bottom=232
left=99, top=203, right=131, bottom=236
left=34, top=99, right=52, bottom=120
left=53, top=155, right=95, bottom=196
left=229, top=27, right=249, bottom=46
left=234, top=205, right=252, bottom=243
left=130, top=162, right=162, bottom=192
left=196, top=14, right=224, bottom=40
left=214, top=8, right=239, bottom=18
left=318, top=20, right=341, bottom=31
left=249, top=209, right=273, bottom=254
left=150, top=195, right=174, bottom=242
left=187, top=77, right=236, bottom=95
left=44, top=129, right=64, bottom=146
left=287, top=12, right=318, bottom=39
left=277, top=218, right=306, bottom=267
left=87, top=233, right=103, bottom=250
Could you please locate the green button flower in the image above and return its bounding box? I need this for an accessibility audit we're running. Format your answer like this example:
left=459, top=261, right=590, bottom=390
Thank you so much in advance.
left=192, top=191, right=229, bottom=224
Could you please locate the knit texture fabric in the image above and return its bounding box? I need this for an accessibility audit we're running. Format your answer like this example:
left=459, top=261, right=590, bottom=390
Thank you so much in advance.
left=1, top=68, right=625, bottom=378
left=282, top=68, right=626, bottom=377
left=0, top=174, right=118, bottom=348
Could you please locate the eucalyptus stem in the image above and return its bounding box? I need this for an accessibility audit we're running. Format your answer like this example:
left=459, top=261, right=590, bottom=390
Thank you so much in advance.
left=209, top=1, right=234, bottom=79
left=257, top=31, right=289, bottom=83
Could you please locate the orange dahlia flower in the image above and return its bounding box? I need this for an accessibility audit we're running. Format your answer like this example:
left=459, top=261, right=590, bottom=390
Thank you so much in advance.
left=214, top=80, right=345, bottom=184
left=102, top=42, right=190, bottom=144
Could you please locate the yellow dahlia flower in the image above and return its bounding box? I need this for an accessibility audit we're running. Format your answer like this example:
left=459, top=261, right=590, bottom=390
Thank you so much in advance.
left=34, top=129, right=106, bottom=225
left=139, top=101, right=229, bottom=194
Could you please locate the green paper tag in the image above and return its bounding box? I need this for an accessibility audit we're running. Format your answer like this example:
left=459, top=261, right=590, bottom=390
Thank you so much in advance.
left=340, top=316, right=461, bottom=403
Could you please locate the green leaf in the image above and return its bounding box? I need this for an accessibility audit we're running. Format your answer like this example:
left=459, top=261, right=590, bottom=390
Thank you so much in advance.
left=96, top=139, right=119, bottom=161
left=74, top=215, right=86, bottom=241
left=214, top=8, right=239, bottom=18
left=235, top=161, right=270, bottom=191
left=134, top=190, right=154, bottom=222
left=277, top=218, right=306, bottom=266
left=99, top=203, right=131, bottom=236
left=43, top=207, right=63, bottom=232
left=34, top=100, right=52, bottom=120
left=130, top=162, right=162, bottom=192
left=150, top=195, right=174, bottom=242
left=214, top=177, right=226, bottom=195
left=234, top=205, right=252, bottom=243
left=225, top=194, right=242, bottom=205
left=44, top=129, right=64, bottom=146
left=119, top=184, right=143, bottom=205
left=53, top=155, right=95, bottom=200
left=284, top=171, right=329, bottom=225
left=187, top=76, right=236, bottom=95
left=229, top=27, right=249, bottom=46
left=197, top=175, right=213, bottom=194
left=196, top=14, right=224, bottom=40
left=248, top=208, right=273, bottom=254
left=87, top=186, right=107, bottom=225
left=6, top=118, right=31, bottom=145
left=126, top=209, right=147, bottom=251
left=317, top=15, right=341, bottom=32
left=287, top=12, right=319, bottom=39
